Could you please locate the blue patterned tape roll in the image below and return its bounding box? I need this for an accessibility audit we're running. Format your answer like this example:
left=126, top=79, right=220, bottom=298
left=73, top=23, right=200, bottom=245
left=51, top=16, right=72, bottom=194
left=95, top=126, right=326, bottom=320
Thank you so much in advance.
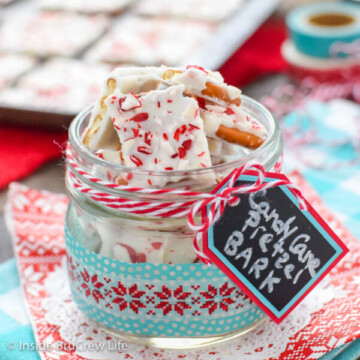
left=65, top=226, right=264, bottom=338
left=286, top=2, right=360, bottom=59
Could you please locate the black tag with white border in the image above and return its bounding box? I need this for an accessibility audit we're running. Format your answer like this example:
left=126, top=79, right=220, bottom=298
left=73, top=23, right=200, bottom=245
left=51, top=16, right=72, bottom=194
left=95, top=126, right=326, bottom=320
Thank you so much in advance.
left=203, top=170, right=348, bottom=323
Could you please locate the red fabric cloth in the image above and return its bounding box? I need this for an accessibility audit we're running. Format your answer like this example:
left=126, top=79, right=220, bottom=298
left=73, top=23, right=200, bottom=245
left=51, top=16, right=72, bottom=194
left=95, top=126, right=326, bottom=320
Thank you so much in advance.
left=0, top=125, right=67, bottom=189
left=0, top=19, right=287, bottom=190
left=220, top=18, right=287, bottom=87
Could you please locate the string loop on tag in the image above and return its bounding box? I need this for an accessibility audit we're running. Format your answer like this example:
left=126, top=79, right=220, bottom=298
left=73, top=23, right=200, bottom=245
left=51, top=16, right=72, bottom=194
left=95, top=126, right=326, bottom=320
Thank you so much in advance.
left=66, top=144, right=306, bottom=264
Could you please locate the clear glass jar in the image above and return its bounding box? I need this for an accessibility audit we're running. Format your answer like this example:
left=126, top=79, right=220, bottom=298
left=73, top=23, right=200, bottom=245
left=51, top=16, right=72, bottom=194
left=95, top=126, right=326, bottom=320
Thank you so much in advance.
left=65, top=95, right=283, bottom=349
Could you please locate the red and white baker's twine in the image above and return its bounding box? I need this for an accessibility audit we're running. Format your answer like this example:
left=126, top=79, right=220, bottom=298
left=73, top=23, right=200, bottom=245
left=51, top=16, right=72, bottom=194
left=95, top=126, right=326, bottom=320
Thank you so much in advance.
left=66, top=145, right=306, bottom=264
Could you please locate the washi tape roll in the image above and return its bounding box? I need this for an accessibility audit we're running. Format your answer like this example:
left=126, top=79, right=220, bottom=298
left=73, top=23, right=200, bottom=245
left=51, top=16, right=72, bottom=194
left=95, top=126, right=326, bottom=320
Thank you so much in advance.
left=282, top=40, right=360, bottom=82
left=287, top=2, right=360, bottom=58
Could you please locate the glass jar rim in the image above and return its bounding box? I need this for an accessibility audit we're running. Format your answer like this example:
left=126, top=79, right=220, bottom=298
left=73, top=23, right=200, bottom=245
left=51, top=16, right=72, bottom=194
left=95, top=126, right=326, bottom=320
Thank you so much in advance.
left=69, top=95, right=280, bottom=178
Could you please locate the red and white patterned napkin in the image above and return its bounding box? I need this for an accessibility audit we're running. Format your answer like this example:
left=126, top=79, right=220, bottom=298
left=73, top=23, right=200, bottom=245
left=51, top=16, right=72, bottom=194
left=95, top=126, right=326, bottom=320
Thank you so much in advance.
left=5, top=172, right=360, bottom=360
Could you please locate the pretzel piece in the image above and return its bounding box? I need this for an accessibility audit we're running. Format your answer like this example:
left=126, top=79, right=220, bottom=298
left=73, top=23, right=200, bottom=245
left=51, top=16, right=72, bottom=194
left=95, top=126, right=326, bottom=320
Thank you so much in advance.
left=83, top=78, right=117, bottom=147
left=117, top=177, right=128, bottom=185
left=163, top=69, right=182, bottom=81
left=216, top=125, right=264, bottom=149
left=202, top=82, right=241, bottom=106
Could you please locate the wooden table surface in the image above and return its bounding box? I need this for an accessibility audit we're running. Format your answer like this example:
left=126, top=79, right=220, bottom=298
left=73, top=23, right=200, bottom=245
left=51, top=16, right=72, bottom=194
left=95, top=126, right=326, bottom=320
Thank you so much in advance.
left=0, top=74, right=289, bottom=264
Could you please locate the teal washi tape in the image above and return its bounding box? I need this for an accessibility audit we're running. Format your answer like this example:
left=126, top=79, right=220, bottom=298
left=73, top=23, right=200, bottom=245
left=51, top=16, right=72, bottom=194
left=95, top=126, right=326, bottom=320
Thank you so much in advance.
left=65, top=225, right=264, bottom=338
left=286, top=2, right=360, bottom=59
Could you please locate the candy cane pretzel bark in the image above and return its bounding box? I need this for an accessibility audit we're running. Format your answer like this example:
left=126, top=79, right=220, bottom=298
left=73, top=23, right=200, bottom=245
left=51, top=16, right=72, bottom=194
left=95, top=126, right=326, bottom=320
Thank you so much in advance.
left=84, top=17, right=213, bottom=66
left=135, top=0, right=243, bottom=22
left=167, top=66, right=266, bottom=147
left=108, top=85, right=212, bottom=173
left=0, top=54, right=37, bottom=91
left=83, top=66, right=266, bottom=186
left=97, top=220, right=198, bottom=264
left=37, top=0, right=134, bottom=15
left=0, top=12, right=109, bottom=58
left=83, top=67, right=167, bottom=159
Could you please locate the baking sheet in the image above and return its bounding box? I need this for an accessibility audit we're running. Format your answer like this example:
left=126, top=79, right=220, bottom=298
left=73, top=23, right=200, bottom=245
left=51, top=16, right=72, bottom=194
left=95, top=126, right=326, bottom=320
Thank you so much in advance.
left=0, top=0, right=280, bottom=129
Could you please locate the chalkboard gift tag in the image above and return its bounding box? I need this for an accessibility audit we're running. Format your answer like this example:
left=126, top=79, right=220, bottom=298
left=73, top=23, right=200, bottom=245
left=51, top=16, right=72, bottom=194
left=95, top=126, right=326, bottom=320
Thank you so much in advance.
left=202, top=170, right=348, bottom=324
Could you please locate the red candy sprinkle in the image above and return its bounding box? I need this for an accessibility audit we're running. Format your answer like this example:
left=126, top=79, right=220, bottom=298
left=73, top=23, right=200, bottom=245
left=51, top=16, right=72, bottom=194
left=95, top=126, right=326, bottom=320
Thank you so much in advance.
left=137, top=146, right=152, bottom=155
left=174, top=125, right=187, bottom=141
left=119, top=92, right=142, bottom=111
left=186, top=65, right=208, bottom=74
left=165, top=167, right=173, bottom=170
left=198, top=151, right=205, bottom=157
left=151, top=242, right=162, bottom=250
left=196, top=97, right=206, bottom=109
left=189, top=124, right=200, bottom=131
left=95, top=152, right=104, bottom=159
left=171, top=153, right=178, bottom=159
left=147, top=179, right=152, bottom=186
left=174, top=129, right=180, bottom=141
left=154, top=158, right=158, bottom=164
left=157, top=101, right=161, bottom=108
left=132, top=128, right=140, bottom=137
left=182, top=139, right=192, bottom=151
left=225, top=107, right=235, bottom=115
left=163, top=133, right=168, bottom=140
left=167, top=99, right=173, bottom=103
left=178, top=147, right=186, bottom=159
left=137, top=253, right=146, bottom=262
left=144, top=132, right=152, bottom=146
left=130, top=155, right=143, bottom=167
left=129, top=113, right=148, bottom=122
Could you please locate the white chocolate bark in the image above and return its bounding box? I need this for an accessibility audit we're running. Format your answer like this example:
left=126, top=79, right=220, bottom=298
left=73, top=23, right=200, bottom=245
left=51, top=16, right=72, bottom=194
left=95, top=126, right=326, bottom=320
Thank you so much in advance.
left=135, top=0, right=243, bottom=22
left=84, top=16, right=213, bottom=66
left=97, top=220, right=196, bottom=264
left=107, top=85, right=212, bottom=177
left=85, top=66, right=166, bottom=153
left=37, top=0, right=134, bottom=14
left=0, top=54, right=37, bottom=91
left=0, top=12, right=109, bottom=57
left=83, top=65, right=266, bottom=187
left=171, top=66, right=241, bottom=104
left=201, top=104, right=266, bottom=139
left=0, top=58, right=112, bottom=114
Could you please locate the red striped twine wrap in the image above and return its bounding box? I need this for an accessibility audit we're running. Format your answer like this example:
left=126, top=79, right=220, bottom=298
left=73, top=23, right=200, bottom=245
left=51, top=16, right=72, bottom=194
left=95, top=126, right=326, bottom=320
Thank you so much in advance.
left=66, top=145, right=306, bottom=264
